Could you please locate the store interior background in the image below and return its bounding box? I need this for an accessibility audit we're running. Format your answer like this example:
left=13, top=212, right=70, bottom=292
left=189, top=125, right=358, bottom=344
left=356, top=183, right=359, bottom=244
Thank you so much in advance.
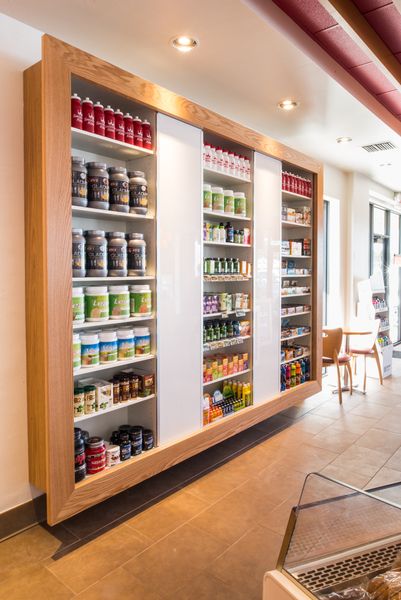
left=1, top=0, right=401, bottom=517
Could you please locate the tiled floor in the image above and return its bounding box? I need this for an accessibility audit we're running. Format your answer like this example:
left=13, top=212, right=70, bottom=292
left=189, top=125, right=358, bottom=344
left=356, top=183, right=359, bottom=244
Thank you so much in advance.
left=3, top=363, right=401, bottom=599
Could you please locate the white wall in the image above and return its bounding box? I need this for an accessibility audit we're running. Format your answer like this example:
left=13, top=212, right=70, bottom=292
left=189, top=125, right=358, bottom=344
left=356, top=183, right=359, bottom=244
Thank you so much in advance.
left=0, top=15, right=42, bottom=513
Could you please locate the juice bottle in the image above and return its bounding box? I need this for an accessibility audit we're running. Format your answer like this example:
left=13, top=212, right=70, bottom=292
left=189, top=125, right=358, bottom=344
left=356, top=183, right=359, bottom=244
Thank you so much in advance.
left=286, top=365, right=291, bottom=389
left=296, top=361, right=301, bottom=386
left=291, top=363, right=296, bottom=387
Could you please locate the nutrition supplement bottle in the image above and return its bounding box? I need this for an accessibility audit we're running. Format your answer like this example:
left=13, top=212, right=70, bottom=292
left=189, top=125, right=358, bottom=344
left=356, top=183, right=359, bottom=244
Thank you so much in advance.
left=114, top=109, right=125, bottom=142
left=85, top=286, right=109, bottom=321
left=117, top=328, right=135, bottom=360
left=82, top=97, right=94, bottom=133
left=203, top=184, right=212, bottom=209
left=107, top=232, right=127, bottom=277
left=71, top=157, right=87, bottom=207
left=234, top=192, right=246, bottom=216
left=128, top=233, right=146, bottom=276
left=72, top=287, right=85, bottom=323
left=74, top=429, right=86, bottom=482
left=86, top=162, right=109, bottom=209
left=72, top=228, right=86, bottom=277
left=80, top=333, right=100, bottom=367
left=128, top=171, right=148, bottom=214
left=130, top=284, right=151, bottom=316
left=212, top=187, right=224, bottom=212
left=124, top=113, right=134, bottom=144
left=133, top=116, right=143, bottom=147
left=99, top=330, right=118, bottom=363
left=108, top=167, right=129, bottom=213
left=142, top=119, right=152, bottom=149
left=73, top=333, right=81, bottom=373
left=109, top=285, right=129, bottom=319
left=104, top=105, right=115, bottom=139
left=133, top=326, right=151, bottom=355
left=93, top=101, right=105, bottom=136
left=71, top=93, right=82, bottom=129
left=86, top=230, right=107, bottom=277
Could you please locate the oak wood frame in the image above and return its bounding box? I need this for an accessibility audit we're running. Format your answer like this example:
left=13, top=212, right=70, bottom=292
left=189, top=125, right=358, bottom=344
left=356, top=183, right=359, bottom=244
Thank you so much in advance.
left=24, top=34, right=323, bottom=524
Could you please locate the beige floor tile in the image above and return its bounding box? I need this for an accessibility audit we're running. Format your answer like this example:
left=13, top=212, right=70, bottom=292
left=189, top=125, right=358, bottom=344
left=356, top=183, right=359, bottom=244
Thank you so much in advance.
left=365, top=466, right=401, bottom=489
left=258, top=495, right=298, bottom=536
left=182, top=463, right=246, bottom=503
left=329, top=413, right=377, bottom=435
left=329, top=445, right=389, bottom=479
left=308, top=427, right=362, bottom=453
left=271, top=443, right=338, bottom=475
left=311, top=401, right=354, bottom=419
left=364, top=390, right=401, bottom=406
left=75, top=567, right=162, bottom=599
left=376, top=409, right=401, bottom=434
left=355, top=428, right=401, bottom=454
left=126, top=490, right=207, bottom=542
left=349, top=402, right=394, bottom=419
left=173, top=572, right=249, bottom=600
left=289, top=414, right=335, bottom=435
left=122, top=523, right=228, bottom=598
left=0, top=564, right=73, bottom=600
left=47, top=524, right=149, bottom=594
left=386, top=446, right=401, bottom=470
left=256, top=464, right=306, bottom=505
left=319, top=464, right=373, bottom=488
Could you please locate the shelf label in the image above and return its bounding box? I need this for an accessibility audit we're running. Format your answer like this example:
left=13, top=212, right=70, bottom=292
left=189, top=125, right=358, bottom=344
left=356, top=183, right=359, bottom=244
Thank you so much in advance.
left=235, top=311, right=245, bottom=317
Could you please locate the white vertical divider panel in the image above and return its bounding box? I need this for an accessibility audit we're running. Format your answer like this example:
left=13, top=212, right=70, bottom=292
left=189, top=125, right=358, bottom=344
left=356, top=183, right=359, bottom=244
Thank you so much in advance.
left=157, top=114, right=202, bottom=445
left=253, top=152, right=282, bottom=403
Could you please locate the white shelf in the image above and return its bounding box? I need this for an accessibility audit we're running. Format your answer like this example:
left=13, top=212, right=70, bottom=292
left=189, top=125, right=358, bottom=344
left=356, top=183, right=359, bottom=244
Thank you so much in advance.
left=375, top=307, right=388, bottom=313
left=379, top=326, right=390, bottom=333
left=204, top=275, right=251, bottom=282
left=74, top=394, right=155, bottom=423
left=203, top=309, right=251, bottom=319
left=203, top=166, right=251, bottom=185
left=282, top=220, right=311, bottom=228
left=282, top=190, right=312, bottom=201
left=281, top=273, right=311, bottom=278
left=203, top=210, right=251, bottom=222
left=73, top=276, right=155, bottom=283
left=280, top=381, right=308, bottom=393
left=73, top=314, right=154, bottom=331
left=373, top=290, right=386, bottom=294
left=281, top=293, right=311, bottom=298
left=203, top=335, right=251, bottom=352
left=72, top=206, right=154, bottom=222
left=203, top=369, right=251, bottom=387
left=71, top=127, right=154, bottom=160
left=280, top=332, right=311, bottom=342
left=282, top=255, right=312, bottom=259
left=281, top=351, right=310, bottom=365
left=204, top=241, right=251, bottom=248
left=281, top=311, right=311, bottom=318
left=74, top=353, right=155, bottom=377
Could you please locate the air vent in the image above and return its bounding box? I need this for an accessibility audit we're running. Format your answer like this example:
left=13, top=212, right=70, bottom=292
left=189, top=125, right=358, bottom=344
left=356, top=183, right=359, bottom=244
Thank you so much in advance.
left=361, top=141, right=397, bottom=152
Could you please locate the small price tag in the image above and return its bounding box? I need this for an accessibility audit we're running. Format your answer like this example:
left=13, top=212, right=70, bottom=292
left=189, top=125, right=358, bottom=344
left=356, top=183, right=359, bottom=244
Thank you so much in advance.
left=220, top=312, right=228, bottom=319
left=236, top=311, right=245, bottom=317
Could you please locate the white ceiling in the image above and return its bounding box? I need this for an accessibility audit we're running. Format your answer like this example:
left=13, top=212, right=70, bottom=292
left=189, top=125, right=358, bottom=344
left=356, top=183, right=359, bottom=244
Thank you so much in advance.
left=2, top=0, right=400, bottom=191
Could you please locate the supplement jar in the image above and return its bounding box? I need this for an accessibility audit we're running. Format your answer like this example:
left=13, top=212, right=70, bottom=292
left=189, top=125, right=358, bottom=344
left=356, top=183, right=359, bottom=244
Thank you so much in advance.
left=74, top=429, right=86, bottom=482
left=74, top=387, right=85, bottom=417
left=85, top=437, right=106, bottom=475
left=71, top=157, right=87, bottom=206
left=223, top=190, right=234, bottom=215
left=118, top=433, right=132, bottom=461
left=128, top=171, right=148, bottom=215
left=128, top=233, right=146, bottom=276
left=73, top=333, right=81, bottom=373
left=86, top=162, right=109, bottom=210
left=234, top=192, right=246, bottom=216
left=99, top=331, right=118, bottom=363
left=130, top=284, right=152, bottom=316
left=85, top=286, right=109, bottom=322
left=71, top=93, right=83, bottom=129
left=117, top=328, right=135, bottom=360
left=106, top=445, right=120, bottom=467
left=84, top=385, right=97, bottom=414
left=130, top=426, right=143, bottom=456
left=107, top=232, right=127, bottom=277
left=80, top=332, right=100, bottom=367
left=133, top=327, right=151, bottom=355
left=119, top=375, right=130, bottom=402
left=72, top=287, right=85, bottom=323
left=142, top=429, right=154, bottom=451
left=212, top=187, right=224, bottom=212
left=86, top=230, right=107, bottom=277
left=72, top=229, right=86, bottom=277
left=109, top=285, right=129, bottom=319
left=108, top=167, right=129, bottom=213
left=203, top=184, right=212, bottom=209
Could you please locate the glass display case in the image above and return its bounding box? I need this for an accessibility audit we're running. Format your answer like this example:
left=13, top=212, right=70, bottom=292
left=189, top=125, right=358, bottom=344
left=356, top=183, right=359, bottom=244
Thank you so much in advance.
left=264, top=473, right=401, bottom=599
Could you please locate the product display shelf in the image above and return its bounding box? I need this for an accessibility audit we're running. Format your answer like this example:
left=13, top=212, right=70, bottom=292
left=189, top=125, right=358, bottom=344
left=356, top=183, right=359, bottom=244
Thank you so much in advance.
left=280, top=332, right=311, bottom=342
left=282, top=255, right=312, bottom=259
left=375, top=307, right=388, bottom=314
left=204, top=275, right=252, bottom=282
left=74, top=394, right=156, bottom=423
left=203, top=369, right=252, bottom=387
left=72, top=205, right=154, bottom=221
left=204, top=241, right=252, bottom=248
left=281, top=221, right=311, bottom=229
left=71, top=127, right=154, bottom=160
left=72, top=276, right=155, bottom=283
left=73, top=314, right=154, bottom=330
left=281, top=293, right=311, bottom=298
left=281, top=189, right=312, bottom=201
left=281, top=351, right=311, bottom=365
left=74, top=354, right=155, bottom=377
left=281, top=311, right=311, bottom=318
left=379, top=326, right=390, bottom=333
left=281, top=274, right=311, bottom=278
left=203, top=209, right=251, bottom=222
left=203, top=309, right=251, bottom=319
left=203, top=166, right=251, bottom=185
left=203, top=335, right=251, bottom=352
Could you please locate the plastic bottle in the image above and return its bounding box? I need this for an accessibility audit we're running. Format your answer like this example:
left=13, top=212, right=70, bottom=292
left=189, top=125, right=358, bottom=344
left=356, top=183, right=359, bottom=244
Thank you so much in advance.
left=216, top=147, right=224, bottom=172
left=71, top=93, right=83, bottom=129
left=82, top=98, right=95, bottom=133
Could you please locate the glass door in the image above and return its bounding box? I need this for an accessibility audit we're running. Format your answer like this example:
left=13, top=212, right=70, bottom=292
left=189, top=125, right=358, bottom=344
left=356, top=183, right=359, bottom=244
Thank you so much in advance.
left=389, top=212, right=401, bottom=343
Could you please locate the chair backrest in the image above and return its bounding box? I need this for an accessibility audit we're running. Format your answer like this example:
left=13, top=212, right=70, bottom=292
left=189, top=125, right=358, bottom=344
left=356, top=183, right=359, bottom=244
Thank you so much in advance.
left=322, top=328, right=343, bottom=361
left=349, top=319, right=380, bottom=352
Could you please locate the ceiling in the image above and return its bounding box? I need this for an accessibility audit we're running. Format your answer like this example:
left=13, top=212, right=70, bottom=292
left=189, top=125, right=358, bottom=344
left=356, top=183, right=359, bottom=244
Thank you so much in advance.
left=1, top=0, right=400, bottom=191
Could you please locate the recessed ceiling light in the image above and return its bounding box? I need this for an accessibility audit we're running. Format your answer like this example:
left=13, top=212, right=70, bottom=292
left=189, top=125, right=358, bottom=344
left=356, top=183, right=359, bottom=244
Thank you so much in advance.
left=379, top=163, right=392, bottom=167
left=278, top=99, right=299, bottom=111
left=171, top=35, right=199, bottom=52
left=336, top=136, right=352, bottom=144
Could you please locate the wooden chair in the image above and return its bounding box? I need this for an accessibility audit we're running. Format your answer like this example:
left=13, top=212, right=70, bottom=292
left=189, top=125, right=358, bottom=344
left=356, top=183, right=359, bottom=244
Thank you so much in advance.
left=322, top=327, right=353, bottom=404
left=350, top=319, right=383, bottom=392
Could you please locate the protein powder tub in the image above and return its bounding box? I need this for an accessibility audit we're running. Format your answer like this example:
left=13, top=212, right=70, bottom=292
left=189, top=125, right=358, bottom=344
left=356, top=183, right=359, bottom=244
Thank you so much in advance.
left=107, top=232, right=127, bottom=277
left=99, top=331, right=118, bottom=363
left=117, top=328, right=135, bottom=360
left=108, top=166, right=129, bottom=213
left=203, top=184, right=212, bottom=209
left=72, top=287, right=85, bottom=323
left=130, top=284, right=152, bottom=316
left=109, top=285, right=129, bottom=319
left=212, top=187, right=224, bottom=212
left=86, top=162, right=109, bottom=209
left=73, top=333, right=81, bottom=373
left=223, top=190, right=235, bottom=215
left=72, top=229, right=86, bottom=277
left=128, top=233, right=146, bottom=276
left=85, top=286, right=109, bottom=322
left=80, top=333, right=100, bottom=367
left=133, top=327, right=151, bottom=355
left=86, top=230, right=107, bottom=277
left=128, top=171, right=148, bottom=214
left=71, top=157, right=87, bottom=206
left=234, top=192, right=247, bottom=216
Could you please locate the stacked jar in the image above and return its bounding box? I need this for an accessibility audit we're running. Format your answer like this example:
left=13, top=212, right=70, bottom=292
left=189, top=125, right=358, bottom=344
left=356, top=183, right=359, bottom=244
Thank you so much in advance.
left=203, top=143, right=250, bottom=180
left=73, top=285, right=151, bottom=323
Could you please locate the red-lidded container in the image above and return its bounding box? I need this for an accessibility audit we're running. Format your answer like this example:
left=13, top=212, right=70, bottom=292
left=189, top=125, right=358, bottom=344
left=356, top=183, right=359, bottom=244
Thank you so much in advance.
left=142, top=119, right=152, bottom=150
left=133, top=116, right=143, bottom=147
left=82, top=97, right=95, bottom=133
left=104, top=105, right=115, bottom=139
left=124, top=113, right=134, bottom=145
left=85, top=436, right=106, bottom=474
left=94, top=101, right=105, bottom=136
left=114, top=109, right=125, bottom=142
left=71, top=93, right=83, bottom=129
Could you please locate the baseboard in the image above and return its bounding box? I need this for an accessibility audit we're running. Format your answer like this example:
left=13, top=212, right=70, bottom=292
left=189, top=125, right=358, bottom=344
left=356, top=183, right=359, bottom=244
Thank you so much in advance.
left=0, top=495, right=46, bottom=541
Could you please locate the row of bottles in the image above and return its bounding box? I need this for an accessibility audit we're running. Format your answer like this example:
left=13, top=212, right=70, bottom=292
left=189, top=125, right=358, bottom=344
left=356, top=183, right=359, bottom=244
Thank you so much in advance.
left=280, top=358, right=310, bottom=391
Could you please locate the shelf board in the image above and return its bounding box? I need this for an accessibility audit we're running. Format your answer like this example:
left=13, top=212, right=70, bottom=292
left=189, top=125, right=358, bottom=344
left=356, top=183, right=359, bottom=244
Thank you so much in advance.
left=203, top=166, right=251, bottom=185
left=280, top=381, right=309, bottom=393
left=379, top=326, right=390, bottom=333
left=281, top=293, right=311, bottom=298
left=73, top=314, right=154, bottom=331
left=204, top=241, right=252, bottom=248
left=281, top=274, right=311, bottom=278
left=203, top=309, right=251, bottom=319
left=282, top=255, right=312, bottom=259
left=375, top=307, right=388, bottom=313
left=203, top=210, right=251, bottom=222
left=203, top=335, right=251, bottom=352
left=204, top=275, right=252, bottom=283
left=71, top=127, right=154, bottom=160
left=280, top=332, right=311, bottom=342
left=281, top=311, right=311, bottom=318
left=282, top=190, right=312, bottom=201
left=72, top=206, right=154, bottom=221
left=74, top=394, right=155, bottom=423
left=73, top=276, right=155, bottom=283
left=203, top=369, right=252, bottom=387
left=74, top=353, right=155, bottom=377
left=282, top=221, right=311, bottom=228
left=281, top=351, right=311, bottom=365
left=372, top=290, right=386, bottom=294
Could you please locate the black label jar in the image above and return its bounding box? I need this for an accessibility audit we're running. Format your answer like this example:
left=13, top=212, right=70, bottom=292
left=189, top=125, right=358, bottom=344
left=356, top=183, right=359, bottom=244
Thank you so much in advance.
left=86, top=230, right=107, bottom=277
left=142, top=429, right=154, bottom=451
left=74, top=428, right=86, bottom=482
left=128, top=171, right=148, bottom=215
left=119, top=433, right=132, bottom=461
left=107, top=232, right=127, bottom=277
left=129, top=426, right=143, bottom=456
left=128, top=233, right=146, bottom=276
left=72, top=228, right=86, bottom=277
left=72, top=157, right=88, bottom=207
left=108, top=166, right=129, bottom=213
left=86, top=162, right=109, bottom=210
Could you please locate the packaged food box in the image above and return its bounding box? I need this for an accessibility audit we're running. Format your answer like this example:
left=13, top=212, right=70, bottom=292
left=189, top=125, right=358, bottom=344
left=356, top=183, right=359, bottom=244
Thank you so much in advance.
left=77, top=377, right=113, bottom=411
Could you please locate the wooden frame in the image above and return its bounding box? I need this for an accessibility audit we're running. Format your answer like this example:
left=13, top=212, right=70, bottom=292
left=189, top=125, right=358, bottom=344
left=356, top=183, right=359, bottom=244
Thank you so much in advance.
left=24, top=34, right=323, bottom=524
